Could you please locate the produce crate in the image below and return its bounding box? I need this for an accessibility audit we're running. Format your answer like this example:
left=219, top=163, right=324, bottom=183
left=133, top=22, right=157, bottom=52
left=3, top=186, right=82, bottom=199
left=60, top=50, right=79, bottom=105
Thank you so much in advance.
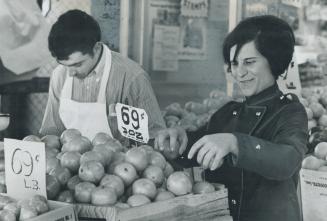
left=75, top=188, right=230, bottom=221
left=300, top=169, right=327, bottom=221
left=29, top=200, right=77, bottom=221
left=1, top=193, right=77, bottom=221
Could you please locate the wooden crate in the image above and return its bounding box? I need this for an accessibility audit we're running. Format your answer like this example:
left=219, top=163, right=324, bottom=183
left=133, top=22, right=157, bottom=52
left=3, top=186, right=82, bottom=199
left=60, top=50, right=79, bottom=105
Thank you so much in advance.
left=75, top=188, right=230, bottom=221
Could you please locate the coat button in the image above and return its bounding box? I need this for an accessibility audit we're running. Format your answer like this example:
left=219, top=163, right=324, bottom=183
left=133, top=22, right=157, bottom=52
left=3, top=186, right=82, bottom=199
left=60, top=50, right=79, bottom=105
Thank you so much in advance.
left=255, top=144, right=261, bottom=150
left=232, top=111, right=237, bottom=116
left=231, top=199, right=237, bottom=205
left=280, top=95, right=284, bottom=100
left=255, top=112, right=261, bottom=116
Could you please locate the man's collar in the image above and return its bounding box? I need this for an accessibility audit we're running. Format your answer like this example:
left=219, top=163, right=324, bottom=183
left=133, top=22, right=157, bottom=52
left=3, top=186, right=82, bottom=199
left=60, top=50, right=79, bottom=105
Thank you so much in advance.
left=245, top=83, right=282, bottom=105
left=92, top=44, right=105, bottom=76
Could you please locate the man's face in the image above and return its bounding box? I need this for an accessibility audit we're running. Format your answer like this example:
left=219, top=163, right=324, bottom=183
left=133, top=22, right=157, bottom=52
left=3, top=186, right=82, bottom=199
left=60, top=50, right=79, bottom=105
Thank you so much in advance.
left=57, top=51, right=96, bottom=79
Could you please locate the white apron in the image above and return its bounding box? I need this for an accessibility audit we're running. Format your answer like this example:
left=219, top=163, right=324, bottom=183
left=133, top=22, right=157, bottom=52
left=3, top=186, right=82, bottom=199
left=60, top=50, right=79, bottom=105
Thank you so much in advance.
left=59, top=45, right=113, bottom=140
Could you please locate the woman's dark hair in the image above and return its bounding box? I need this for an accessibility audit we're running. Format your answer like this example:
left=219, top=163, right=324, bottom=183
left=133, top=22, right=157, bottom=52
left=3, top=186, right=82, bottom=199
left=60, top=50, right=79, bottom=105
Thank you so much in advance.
left=48, top=10, right=101, bottom=60
left=223, top=15, right=295, bottom=79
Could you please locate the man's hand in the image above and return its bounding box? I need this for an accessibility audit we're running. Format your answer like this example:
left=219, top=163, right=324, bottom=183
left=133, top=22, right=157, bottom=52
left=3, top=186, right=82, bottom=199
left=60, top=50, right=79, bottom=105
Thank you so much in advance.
left=188, top=133, right=238, bottom=170
left=154, top=127, right=188, bottom=155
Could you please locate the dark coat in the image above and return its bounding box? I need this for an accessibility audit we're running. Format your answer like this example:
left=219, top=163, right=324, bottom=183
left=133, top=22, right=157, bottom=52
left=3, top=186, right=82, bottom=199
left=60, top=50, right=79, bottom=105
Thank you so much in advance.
left=182, top=84, right=308, bottom=221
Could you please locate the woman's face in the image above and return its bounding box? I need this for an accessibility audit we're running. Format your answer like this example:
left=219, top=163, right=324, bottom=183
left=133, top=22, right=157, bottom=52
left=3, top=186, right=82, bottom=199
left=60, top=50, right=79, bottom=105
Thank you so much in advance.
left=230, top=41, right=275, bottom=97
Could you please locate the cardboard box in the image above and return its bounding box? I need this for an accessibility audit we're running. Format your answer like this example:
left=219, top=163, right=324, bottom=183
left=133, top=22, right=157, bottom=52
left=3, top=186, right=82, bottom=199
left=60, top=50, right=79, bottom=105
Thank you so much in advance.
left=75, top=188, right=231, bottom=221
left=300, top=169, right=327, bottom=221
left=28, top=200, right=77, bottom=221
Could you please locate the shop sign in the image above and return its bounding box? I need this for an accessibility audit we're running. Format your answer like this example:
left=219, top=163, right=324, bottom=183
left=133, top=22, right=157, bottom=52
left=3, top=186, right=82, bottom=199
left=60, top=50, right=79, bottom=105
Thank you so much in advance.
left=115, top=103, right=149, bottom=144
left=181, top=0, right=208, bottom=17
left=4, top=138, right=46, bottom=199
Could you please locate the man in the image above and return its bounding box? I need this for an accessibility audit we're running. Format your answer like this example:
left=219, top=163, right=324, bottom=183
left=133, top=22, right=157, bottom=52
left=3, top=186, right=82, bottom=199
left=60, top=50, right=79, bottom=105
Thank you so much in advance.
left=40, top=10, right=165, bottom=142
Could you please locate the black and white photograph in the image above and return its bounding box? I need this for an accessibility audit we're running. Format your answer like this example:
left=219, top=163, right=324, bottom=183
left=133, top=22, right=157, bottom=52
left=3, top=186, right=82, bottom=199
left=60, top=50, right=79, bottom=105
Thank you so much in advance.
left=0, top=0, right=326, bottom=221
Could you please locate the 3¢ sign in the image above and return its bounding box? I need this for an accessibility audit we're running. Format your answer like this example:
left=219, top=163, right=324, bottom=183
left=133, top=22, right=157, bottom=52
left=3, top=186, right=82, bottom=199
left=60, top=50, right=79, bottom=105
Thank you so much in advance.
left=115, top=103, right=149, bottom=143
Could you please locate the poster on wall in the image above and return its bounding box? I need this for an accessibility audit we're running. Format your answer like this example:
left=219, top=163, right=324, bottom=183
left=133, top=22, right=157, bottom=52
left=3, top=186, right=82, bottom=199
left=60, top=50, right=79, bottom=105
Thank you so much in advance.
left=149, top=0, right=180, bottom=26
left=152, top=24, right=180, bottom=71
left=178, top=18, right=207, bottom=60
left=181, top=0, right=208, bottom=17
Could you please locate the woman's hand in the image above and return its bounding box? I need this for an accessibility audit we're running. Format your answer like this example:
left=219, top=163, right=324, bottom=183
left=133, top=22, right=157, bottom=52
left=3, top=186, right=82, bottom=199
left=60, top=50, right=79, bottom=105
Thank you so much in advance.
left=154, top=127, right=188, bottom=155
left=188, top=133, right=238, bottom=170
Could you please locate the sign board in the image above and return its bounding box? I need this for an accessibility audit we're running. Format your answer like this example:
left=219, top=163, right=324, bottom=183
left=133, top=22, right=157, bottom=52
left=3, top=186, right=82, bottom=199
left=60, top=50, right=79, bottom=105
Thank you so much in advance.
left=115, top=103, right=149, bottom=143
left=300, top=169, right=327, bottom=221
left=4, top=138, right=47, bottom=199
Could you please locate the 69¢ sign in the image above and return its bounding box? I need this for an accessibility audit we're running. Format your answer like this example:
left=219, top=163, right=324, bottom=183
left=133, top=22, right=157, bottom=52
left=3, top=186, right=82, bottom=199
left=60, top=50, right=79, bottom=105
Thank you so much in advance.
left=115, top=103, right=149, bottom=143
left=4, top=138, right=47, bottom=199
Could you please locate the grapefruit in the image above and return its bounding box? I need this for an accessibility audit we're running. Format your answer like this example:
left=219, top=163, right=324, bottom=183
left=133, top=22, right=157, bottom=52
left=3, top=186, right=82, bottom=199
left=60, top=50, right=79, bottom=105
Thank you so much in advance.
left=60, top=151, right=81, bottom=173
left=113, top=162, right=138, bottom=186
left=74, top=182, right=96, bottom=203
left=48, top=166, right=72, bottom=186
left=56, top=190, right=75, bottom=203
left=192, top=181, right=215, bottom=194
left=154, top=191, right=175, bottom=201
left=23, top=135, right=41, bottom=142
left=166, top=171, right=192, bottom=196
left=61, top=136, right=92, bottom=154
left=142, top=165, right=164, bottom=187
left=41, top=135, right=61, bottom=150
left=92, top=132, right=113, bottom=146
left=60, top=128, right=81, bottom=144
left=302, top=155, right=326, bottom=170
left=127, top=194, right=151, bottom=207
left=132, top=178, right=157, bottom=200
left=91, top=187, right=117, bottom=206
left=314, top=142, right=327, bottom=159
left=79, top=161, right=105, bottom=184
left=80, top=151, right=106, bottom=167
left=46, top=174, right=61, bottom=200
left=93, top=144, right=114, bottom=165
left=125, top=147, right=149, bottom=172
left=100, top=174, right=125, bottom=197
left=46, top=157, right=60, bottom=174
left=67, top=175, right=82, bottom=191
left=149, top=151, right=166, bottom=170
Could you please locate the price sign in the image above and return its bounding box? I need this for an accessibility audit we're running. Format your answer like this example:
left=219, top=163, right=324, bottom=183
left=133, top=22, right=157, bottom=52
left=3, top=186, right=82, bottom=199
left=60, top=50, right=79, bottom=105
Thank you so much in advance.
left=4, top=138, right=46, bottom=199
left=115, top=103, right=149, bottom=143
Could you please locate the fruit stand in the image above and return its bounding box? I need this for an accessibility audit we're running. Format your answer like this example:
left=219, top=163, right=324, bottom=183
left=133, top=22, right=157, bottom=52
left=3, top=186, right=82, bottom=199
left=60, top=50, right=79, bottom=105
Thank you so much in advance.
left=0, top=125, right=233, bottom=221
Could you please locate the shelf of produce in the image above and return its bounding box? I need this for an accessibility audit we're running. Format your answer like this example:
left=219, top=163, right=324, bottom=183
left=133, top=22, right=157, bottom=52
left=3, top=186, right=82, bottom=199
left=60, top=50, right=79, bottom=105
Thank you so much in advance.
left=75, top=188, right=230, bottom=221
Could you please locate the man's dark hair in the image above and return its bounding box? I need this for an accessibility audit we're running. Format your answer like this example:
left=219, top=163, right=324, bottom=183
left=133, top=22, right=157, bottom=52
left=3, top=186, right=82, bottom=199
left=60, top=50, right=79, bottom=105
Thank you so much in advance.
left=223, top=15, right=295, bottom=79
left=48, top=10, right=101, bottom=60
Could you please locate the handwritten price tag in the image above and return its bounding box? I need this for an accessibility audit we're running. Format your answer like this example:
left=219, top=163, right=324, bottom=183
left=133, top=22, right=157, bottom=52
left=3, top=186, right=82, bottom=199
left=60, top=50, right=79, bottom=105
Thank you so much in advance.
left=4, top=138, right=47, bottom=199
left=115, top=103, right=149, bottom=143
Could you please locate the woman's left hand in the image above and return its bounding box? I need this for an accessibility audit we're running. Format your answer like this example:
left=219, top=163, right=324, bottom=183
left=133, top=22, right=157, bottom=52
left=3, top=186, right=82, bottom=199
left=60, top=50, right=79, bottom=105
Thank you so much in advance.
left=188, top=133, right=238, bottom=171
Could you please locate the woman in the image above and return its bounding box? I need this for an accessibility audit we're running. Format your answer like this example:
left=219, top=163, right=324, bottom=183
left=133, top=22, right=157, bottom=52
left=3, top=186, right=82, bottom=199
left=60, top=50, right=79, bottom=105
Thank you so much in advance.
left=155, top=15, right=308, bottom=221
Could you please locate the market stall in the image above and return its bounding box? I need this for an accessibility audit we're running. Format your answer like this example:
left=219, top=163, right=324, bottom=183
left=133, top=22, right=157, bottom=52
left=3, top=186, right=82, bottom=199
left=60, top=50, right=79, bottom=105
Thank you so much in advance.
left=2, top=0, right=327, bottom=221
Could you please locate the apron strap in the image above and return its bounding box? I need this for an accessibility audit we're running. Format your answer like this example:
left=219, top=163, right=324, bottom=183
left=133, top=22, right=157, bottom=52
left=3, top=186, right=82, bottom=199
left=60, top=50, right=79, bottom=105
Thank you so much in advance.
left=97, top=44, right=112, bottom=103
left=61, top=72, right=74, bottom=99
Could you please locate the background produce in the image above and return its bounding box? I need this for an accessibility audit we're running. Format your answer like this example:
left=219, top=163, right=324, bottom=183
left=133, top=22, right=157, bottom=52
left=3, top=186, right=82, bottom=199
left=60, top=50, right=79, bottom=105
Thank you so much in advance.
left=302, top=142, right=327, bottom=171
left=162, top=90, right=232, bottom=131
left=300, top=86, right=327, bottom=154
left=300, top=87, right=327, bottom=131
